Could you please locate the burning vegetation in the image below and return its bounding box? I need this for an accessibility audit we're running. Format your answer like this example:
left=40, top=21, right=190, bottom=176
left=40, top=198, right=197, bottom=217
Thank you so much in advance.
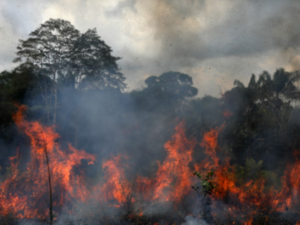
left=0, top=105, right=96, bottom=221
left=1, top=19, right=300, bottom=225
left=1, top=104, right=300, bottom=224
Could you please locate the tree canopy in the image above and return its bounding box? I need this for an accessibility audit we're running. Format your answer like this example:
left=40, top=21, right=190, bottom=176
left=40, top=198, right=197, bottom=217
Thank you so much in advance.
left=12, top=19, right=126, bottom=124
left=14, top=19, right=126, bottom=91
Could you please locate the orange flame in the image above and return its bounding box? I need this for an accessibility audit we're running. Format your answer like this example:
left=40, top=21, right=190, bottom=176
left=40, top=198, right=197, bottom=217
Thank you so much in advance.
left=137, top=121, right=196, bottom=204
left=195, top=126, right=300, bottom=222
left=101, top=155, right=133, bottom=208
left=0, top=105, right=96, bottom=219
left=2, top=106, right=300, bottom=223
left=244, top=217, right=253, bottom=225
left=277, top=153, right=300, bottom=212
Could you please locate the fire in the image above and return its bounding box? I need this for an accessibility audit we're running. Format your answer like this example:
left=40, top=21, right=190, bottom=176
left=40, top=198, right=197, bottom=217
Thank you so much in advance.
left=195, top=126, right=300, bottom=223
left=278, top=153, right=300, bottom=212
left=101, top=155, right=133, bottom=208
left=195, top=127, right=272, bottom=220
left=0, top=105, right=96, bottom=219
left=198, top=126, right=222, bottom=170
left=0, top=107, right=198, bottom=221
left=137, top=121, right=196, bottom=204
left=2, top=106, right=300, bottom=224
left=99, top=121, right=197, bottom=212
left=244, top=217, right=253, bottom=225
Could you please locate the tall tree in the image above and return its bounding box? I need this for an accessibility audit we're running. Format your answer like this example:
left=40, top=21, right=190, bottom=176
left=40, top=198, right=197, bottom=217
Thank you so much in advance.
left=261, top=68, right=300, bottom=102
left=13, top=19, right=126, bottom=125
left=72, top=28, right=126, bottom=91
left=233, top=69, right=300, bottom=107
left=14, top=19, right=80, bottom=124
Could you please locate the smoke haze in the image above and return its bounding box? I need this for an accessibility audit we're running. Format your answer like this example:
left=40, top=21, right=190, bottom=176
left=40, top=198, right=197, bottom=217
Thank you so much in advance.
left=1, top=0, right=300, bottom=95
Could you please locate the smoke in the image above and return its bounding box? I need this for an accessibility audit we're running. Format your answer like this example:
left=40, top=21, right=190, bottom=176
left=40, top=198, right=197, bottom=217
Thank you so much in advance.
left=116, top=0, right=300, bottom=95
left=183, top=215, right=207, bottom=225
left=143, top=0, right=300, bottom=62
left=2, top=0, right=300, bottom=95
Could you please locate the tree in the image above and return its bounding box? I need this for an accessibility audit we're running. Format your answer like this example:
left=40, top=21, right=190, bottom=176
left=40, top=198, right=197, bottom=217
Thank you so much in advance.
left=13, top=19, right=126, bottom=124
left=14, top=19, right=80, bottom=124
left=259, top=68, right=300, bottom=102
left=222, top=69, right=299, bottom=166
left=232, top=69, right=300, bottom=109
left=72, top=28, right=126, bottom=91
left=144, top=71, right=198, bottom=100
left=0, top=64, right=54, bottom=127
left=131, top=71, right=198, bottom=113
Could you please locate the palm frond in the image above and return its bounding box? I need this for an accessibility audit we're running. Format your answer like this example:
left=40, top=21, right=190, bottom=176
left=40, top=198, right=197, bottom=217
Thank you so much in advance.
left=234, top=80, right=245, bottom=88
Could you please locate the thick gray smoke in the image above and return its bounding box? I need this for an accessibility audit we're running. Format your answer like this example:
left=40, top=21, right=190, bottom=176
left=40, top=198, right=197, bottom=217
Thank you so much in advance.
left=143, top=0, right=300, bottom=65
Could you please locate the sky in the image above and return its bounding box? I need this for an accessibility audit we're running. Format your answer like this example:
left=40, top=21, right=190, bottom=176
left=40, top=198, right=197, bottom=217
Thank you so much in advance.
left=0, top=0, right=300, bottom=97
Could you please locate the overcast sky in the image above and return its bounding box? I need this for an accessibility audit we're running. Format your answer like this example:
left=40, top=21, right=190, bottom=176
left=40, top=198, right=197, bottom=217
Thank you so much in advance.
left=1, top=0, right=300, bottom=96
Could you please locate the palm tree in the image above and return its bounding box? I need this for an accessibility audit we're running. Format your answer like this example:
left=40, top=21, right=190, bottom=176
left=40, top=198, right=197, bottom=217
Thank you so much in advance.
left=233, top=69, right=300, bottom=107
left=259, top=68, right=300, bottom=103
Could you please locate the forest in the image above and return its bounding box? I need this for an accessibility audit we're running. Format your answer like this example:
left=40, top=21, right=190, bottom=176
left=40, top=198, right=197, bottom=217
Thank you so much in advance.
left=1, top=19, right=300, bottom=225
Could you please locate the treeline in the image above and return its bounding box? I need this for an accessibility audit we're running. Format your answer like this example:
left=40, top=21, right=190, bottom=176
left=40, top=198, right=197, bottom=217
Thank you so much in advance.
left=1, top=18, right=300, bottom=181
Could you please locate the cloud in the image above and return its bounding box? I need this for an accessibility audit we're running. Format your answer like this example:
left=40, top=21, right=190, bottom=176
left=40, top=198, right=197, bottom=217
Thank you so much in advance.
left=1, top=0, right=300, bottom=96
left=138, top=0, right=300, bottom=63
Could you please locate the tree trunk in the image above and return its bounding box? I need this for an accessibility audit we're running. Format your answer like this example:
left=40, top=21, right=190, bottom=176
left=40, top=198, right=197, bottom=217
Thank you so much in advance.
left=53, top=71, right=57, bottom=125
left=53, top=86, right=57, bottom=125
left=42, top=133, right=53, bottom=225
left=39, top=75, right=51, bottom=123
